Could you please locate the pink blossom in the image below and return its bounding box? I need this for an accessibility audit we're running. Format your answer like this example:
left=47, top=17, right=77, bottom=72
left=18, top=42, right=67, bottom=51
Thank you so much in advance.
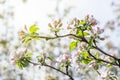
left=73, top=18, right=78, bottom=23
left=90, top=16, right=98, bottom=26
left=57, top=54, right=71, bottom=63
left=58, top=18, right=61, bottom=24
left=72, top=52, right=80, bottom=63
left=74, top=52, right=80, bottom=58
left=90, top=28, right=94, bottom=34
left=67, top=25, right=72, bottom=29
left=97, top=27, right=104, bottom=34
left=85, top=15, right=89, bottom=23
left=79, top=46, right=83, bottom=51
left=53, top=20, right=58, bottom=27
left=63, top=54, right=70, bottom=60
left=48, top=23, right=52, bottom=27
left=10, top=49, right=27, bottom=64
left=10, top=52, right=18, bottom=64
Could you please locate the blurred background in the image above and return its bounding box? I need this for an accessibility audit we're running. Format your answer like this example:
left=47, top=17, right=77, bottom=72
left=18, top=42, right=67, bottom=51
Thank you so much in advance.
left=0, top=0, right=120, bottom=80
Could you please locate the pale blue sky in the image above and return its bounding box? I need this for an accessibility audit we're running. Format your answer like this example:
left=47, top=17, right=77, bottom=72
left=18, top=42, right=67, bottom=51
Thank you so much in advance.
left=11, top=0, right=114, bottom=32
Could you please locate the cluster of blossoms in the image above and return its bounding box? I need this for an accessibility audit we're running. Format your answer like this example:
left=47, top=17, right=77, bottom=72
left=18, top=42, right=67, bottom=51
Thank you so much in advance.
left=18, top=30, right=26, bottom=41
left=37, top=53, right=46, bottom=65
left=15, top=14, right=120, bottom=80
left=66, top=15, right=105, bottom=41
left=18, top=25, right=28, bottom=39
left=10, top=49, right=27, bottom=64
left=56, top=52, right=81, bottom=69
left=85, top=15, right=98, bottom=26
left=67, top=15, right=98, bottom=29
left=56, top=54, right=71, bottom=66
left=48, top=19, right=62, bottom=28
left=48, top=19, right=63, bottom=33
left=72, top=52, right=81, bottom=69
left=72, top=52, right=80, bottom=62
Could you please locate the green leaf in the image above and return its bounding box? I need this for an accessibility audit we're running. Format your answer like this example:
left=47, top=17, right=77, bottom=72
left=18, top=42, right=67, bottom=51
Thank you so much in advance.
left=69, top=41, right=77, bottom=52
left=81, top=51, right=89, bottom=58
left=47, top=56, right=53, bottom=61
left=83, top=32, right=89, bottom=36
left=95, top=53, right=99, bottom=59
left=20, top=57, right=30, bottom=67
left=36, top=55, right=42, bottom=59
left=80, top=51, right=92, bottom=64
left=32, top=35, right=40, bottom=40
left=29, top=24, right=40, bottom=34
left=25, top=52, right=33, bottom=57
left=16, top=56, right=31, bottom=69
left=81, top=58, right=92, bottom=64
left=16, top=60, right=23, bottom=69
left=60, top=63, right=67, bottom=71
left=76, top=30, right=82, bottom=36
left=106, top=64, right=112, bottom=68
left=60, top=64, right=64, bottom=71
left=79, top=20, right=85, bottom=25
left=76, top=30, right=89, bottom=37
left=88, top=36, right=94, bottom=49
left=23, top=37, right=32, bottom=44
left=94, top=64, right=99, bottom=70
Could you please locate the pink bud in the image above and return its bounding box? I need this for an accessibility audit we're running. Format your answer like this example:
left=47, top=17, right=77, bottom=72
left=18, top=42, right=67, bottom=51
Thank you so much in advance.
left=79, top=46, right=83, bottom=51
left=90, top=16, right=98, bottom=26
left=53, top=20, right=58, bottom=27
left=67, top=25, right=71, bottom=29
left=97, top=27, right=104, bottom=34
left=63, top=54, right=70, bottom=60
left=85, top=15, right=89, bottom=23
left=48, top=23, right=52, bottom=27
left=58, top=19, right=61, bottom=24
left=74, top=52, right=80, bottom=58
left=90, top=29, right=94, bottom=34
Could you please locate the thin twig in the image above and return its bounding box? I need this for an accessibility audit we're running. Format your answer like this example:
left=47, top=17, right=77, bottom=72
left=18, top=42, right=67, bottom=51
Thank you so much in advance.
left=32, top=34, right=80, bottom=40
left=66, top=65, right=69, bottom=75
left=94, top=46, right=118, bottom=60
left=83, top=37, right=119, bottom=60
left=45, top=64, right=74, bottom=80
left=27, top=60, right=74, bottom=80
left=31, top=33, right=120, bottom=67
left=87, top=50, right=118, bottom=66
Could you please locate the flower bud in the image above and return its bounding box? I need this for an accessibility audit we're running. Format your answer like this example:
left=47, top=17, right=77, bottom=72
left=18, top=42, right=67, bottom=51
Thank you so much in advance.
left=97, top=27, right=104, bottom=34
left=48, top=23, right=52, bottom=27
left=90, top=16, right=98, bottom=26
left=63, top=54, right=70, bottom=60
left=67, top=25, right=71, bottom=29
left=90, top=29, right=94, bottom=34
left=58, top=19, right=61, bottom=24
left=53, top=20, right=58, bottom=27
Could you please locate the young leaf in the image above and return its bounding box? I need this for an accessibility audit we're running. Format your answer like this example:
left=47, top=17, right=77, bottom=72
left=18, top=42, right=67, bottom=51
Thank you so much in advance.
left=76, top=30, right=82, bottom=36
left=29, top=24, right=40, bottom=34
left=60, top=64, right=64, bottom=71
left=16, top=60, right=23, bottom=69
left=69, top=41, right=77, bottom=52
left=95, top=53, right=99, bottom=59
left=83, top=32, right=89, bottom=36
left=81, top=58, right=92, bottom=64
left=81, top=51, right=89, bottom=58
left=20, top=57, right=30, bottom=67
left=47, top=56, right=53, bottom=61
left=79, top=20, right=85, bottom=25
left=76, top=30, right=89, bottom=37
left=106, top=64, right=112, bottom=68
left=88, top=36, right=94, bottom=49
left=25, top=52, right=33, bottom=57
left=23, top=37, right=32, bottom=44
left=94, top=64, right=99, bottom=70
